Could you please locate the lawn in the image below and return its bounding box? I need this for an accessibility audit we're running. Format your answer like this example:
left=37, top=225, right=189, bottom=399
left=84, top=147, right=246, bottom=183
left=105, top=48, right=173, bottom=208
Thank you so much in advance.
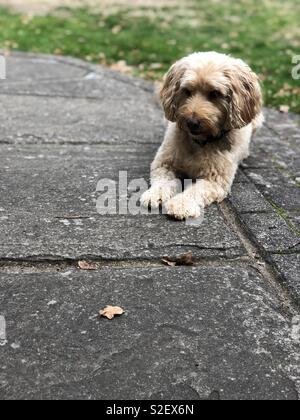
left=0, top=0, right=299, bottom=112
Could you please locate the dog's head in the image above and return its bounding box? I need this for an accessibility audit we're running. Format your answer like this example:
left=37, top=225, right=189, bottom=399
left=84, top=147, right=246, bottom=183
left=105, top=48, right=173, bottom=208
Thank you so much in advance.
left=160, top=52, right=262, bottom=141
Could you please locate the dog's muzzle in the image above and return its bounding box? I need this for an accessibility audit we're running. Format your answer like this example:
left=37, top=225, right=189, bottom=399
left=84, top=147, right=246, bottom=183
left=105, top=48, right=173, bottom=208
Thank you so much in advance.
left=186, top=118, right=202, bottom=136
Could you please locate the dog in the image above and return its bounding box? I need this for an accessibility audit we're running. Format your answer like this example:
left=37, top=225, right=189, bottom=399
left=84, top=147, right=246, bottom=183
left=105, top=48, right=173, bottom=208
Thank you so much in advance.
left=141, top=51, right=263, bottom=220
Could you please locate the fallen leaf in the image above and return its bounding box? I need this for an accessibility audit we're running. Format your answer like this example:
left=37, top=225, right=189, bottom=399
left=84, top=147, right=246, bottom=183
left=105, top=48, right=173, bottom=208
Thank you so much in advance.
left=111, top=25, right=122, bottom=34
left=279, top=105, right=290, bottom=113
left=161, top=258, right=177, bottom=267
left=162, top=252, right=194, bottom=267
left=149, top=62, right=163, bottom=70
left=110, top=60, right=133, bottom=75
left=221, top=42, right=229, bottom=49
left=99, top=306, right=125, bottom=320
left=78, top=260, right=98, bottom=270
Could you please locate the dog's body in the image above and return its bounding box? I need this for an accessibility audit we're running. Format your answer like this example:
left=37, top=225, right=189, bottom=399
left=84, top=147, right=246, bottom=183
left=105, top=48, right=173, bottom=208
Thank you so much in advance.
left=141, top=52, right=263, bottom=219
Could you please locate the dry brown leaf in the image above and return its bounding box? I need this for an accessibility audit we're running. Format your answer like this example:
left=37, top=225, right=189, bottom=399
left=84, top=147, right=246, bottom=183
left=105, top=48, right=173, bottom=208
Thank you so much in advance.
left=279, top=105, right=290, bottom=113
left=99, top=305, right=125, bottom=320
left=109, top=60, right=133, bottom=75
left=161, top=258, right=177, bottom=267
left=78, top=260, right=98, bottom=270
left=162, top=252, right=194, bottom=267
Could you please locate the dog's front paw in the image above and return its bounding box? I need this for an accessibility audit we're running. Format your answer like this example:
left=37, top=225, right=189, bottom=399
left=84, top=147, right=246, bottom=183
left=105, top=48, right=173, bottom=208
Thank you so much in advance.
left=140, top=184, right=175, bottom=209
left=167, top=194, right=202, bottom=220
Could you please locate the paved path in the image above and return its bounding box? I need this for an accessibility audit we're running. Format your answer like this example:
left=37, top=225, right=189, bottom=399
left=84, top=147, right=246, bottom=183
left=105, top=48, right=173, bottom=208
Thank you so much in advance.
left=0, top=53, right=299, bottom=400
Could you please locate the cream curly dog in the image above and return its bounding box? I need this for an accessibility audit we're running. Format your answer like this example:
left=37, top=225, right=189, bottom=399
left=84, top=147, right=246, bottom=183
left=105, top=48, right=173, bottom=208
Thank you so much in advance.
left=141, top=52, right=263, bottom=220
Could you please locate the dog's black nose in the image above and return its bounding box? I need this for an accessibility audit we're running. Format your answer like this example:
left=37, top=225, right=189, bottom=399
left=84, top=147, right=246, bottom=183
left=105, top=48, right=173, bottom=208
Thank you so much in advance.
left=186, top=118, right=201, bottom=134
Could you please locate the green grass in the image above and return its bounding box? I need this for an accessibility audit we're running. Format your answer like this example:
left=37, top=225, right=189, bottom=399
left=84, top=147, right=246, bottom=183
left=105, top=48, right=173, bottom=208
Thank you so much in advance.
left=0, top=0, right=300, bottom=112
left=268, top=200, right=300, bottom=237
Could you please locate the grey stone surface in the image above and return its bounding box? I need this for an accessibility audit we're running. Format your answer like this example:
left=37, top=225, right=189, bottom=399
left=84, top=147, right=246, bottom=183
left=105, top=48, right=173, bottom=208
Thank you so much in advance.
left=0, top=53, right=153, bottom=91
left=240, top=212, right=299, bottom=253
left=289, top=212, right=300, bottom=231
left=239, top=109, right=300, bottom=290
left=271, top=254, right=300, bottom=298
left=0, top=212, right=244, bottom=260
left=0, top=144, right=157, bottom=213
left=0, top=266, right=299, bottom=400
left=245, top=110, right=300, bottom=199
left=228, top=182, right=274, bottom=213
left=0, top=73, right=152, bottom=99
left=265, top=108, right=300, bottom=141
left=0, top=144, right=244, bottom=259
left=3, top=55, right=88, bottom=82
left=0, top=94, right=164, bottom=145
left=0, top=54, right=163, bottom=146
left=244, top=168, right=300, bottom=211
left=0, top=53, right=299, bottom=400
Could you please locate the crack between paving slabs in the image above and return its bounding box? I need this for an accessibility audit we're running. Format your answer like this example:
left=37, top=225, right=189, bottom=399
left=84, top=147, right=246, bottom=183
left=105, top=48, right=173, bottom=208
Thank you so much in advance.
left=0, top=254, right=250, bottom=272
left=219, top=199, right=300, bottom=315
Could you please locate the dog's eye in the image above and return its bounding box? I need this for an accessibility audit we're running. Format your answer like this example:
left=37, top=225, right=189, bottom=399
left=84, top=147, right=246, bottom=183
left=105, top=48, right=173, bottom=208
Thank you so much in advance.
left=183, top=88, right=192, bottom=97
left=209, top=90, right=222, bottom=100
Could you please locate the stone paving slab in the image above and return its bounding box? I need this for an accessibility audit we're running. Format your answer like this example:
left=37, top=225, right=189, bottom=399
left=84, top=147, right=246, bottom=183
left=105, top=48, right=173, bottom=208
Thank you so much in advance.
left=271, top=254, right=300, bottom=297
left=244, top=168, right=300, bottom=212
left=0, top=266, right=299, bottom=400
left=0, top=53, right=155, bottom=92
left=265, top=109, right=300, bottom=139
left=228, top=182, right=274, bottom=213
left=253, top=111, right=300, bottom=178
left=238, top=213, right=299, bottom=254
left=0, top=212, right=244, bottom=260
left=0, top=54, right=163, bottom=145
left=0, top=73, right=152, bottom=99
left=0, top=94, right=163, bottom=145
left=0, top=144, right=157, bottom=209
left=3, top=55, right=88, bottom=82
left=0, top=145, right=244, bottom=259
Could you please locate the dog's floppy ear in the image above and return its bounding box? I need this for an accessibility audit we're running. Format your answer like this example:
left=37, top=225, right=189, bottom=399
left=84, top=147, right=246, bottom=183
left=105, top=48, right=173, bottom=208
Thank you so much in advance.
left=160, top=61, right=186, bottom=122
left=224, top=60, right=262, bottom=130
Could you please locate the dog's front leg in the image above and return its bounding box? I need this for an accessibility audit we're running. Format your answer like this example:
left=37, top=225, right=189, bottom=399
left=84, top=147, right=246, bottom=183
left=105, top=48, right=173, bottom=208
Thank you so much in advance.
left=141, top=124, right=182, bottom=209
left=140, top=163, right=181, bottom=209
left=167, top=173, right=236, bottom=220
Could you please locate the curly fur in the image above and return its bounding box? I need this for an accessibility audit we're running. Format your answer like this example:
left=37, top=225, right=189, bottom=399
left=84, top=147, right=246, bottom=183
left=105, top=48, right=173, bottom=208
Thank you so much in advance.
left=141, top=52, right=263, bottom=220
